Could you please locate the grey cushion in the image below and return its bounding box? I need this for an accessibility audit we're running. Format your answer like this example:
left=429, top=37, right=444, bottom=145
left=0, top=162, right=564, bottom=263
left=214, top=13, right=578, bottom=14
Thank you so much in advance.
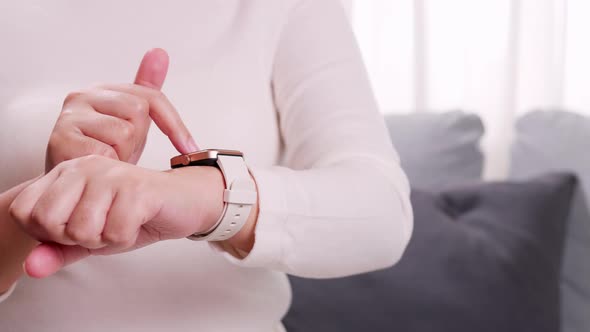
left=510, top=110, right=590, bottom=332
left=284, top=173, right=577, bottom=332
left=385, top=111, right=484, bottom=189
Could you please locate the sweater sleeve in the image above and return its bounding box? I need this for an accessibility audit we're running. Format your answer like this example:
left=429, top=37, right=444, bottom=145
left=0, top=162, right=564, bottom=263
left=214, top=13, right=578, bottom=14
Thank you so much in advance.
left=217, top=0, right=413, bottom=278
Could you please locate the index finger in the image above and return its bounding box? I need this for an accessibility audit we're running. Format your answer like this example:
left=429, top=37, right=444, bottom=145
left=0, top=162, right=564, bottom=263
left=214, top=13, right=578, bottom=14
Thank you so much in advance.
left=99, top=83, right=199, bottom=154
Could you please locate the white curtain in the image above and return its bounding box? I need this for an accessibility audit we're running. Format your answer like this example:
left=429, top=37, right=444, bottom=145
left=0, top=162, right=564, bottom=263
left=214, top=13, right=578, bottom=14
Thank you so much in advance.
left=349, top=0, right=590, bottom=179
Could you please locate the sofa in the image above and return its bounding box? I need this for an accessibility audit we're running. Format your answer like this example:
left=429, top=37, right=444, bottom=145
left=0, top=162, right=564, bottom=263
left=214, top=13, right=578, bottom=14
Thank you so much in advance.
left=282, top=110, right=590, bottom=332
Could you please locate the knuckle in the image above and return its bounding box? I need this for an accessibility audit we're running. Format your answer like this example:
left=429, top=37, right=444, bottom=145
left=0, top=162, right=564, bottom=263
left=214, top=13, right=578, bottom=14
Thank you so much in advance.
left=65, top=225, right=97, bottom=244
left=118, top=121, right=135, bottom=140
left=92, top=83, right=110, bottom=90
left=102, top=229, right=131, bottom=246
left=62, top=91, right=85, bottom=106
left=60, top=157, right=82, bottom=170
left=100, top=148, right=118, bottom=160
left=96, top=88, right=125, bottom=103
left=90, top=143, right=118, bottom=160
left=132, top=98, right=149, bottom=116
left=82, top=153, right=101, bottom=162
left=59, top=158, right=84, bottom=174
left=64, top=154, right=106, bottom=172
left=80, top=154, right=101, bottom=163
left=103, top=167, right=127, bottom=183
left=72, top=205, right=94, bottom=223
left=31, top=206, right=59, bottom=228
left=8, top=201, right=27, bottom=223
left=85, top=87, right=104, bottom=96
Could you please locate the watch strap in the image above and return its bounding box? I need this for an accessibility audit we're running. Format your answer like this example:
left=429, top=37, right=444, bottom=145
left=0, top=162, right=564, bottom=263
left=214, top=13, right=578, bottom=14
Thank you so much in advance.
left=188, top=155, right=256, bottom=241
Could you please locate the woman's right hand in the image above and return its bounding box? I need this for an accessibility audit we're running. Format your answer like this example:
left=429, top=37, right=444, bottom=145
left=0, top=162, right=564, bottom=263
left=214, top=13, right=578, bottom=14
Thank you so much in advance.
left=45, top=48, right=198, bottom=172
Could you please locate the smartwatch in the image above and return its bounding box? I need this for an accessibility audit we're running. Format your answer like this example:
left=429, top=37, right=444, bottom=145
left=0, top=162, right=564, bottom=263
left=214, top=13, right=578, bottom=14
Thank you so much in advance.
left=170, top=149, right=257, bottom=242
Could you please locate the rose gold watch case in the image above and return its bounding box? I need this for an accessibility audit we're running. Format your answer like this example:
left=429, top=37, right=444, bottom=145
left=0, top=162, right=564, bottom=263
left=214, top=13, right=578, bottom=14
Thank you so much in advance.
left=170, top=149, right=244, bottom=169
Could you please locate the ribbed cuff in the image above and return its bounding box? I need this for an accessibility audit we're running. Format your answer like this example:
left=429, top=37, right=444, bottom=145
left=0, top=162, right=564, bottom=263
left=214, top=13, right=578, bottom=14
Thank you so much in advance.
left=210, top=166, right=289, bottom=269
left=0, top=282, right=17, bottom=304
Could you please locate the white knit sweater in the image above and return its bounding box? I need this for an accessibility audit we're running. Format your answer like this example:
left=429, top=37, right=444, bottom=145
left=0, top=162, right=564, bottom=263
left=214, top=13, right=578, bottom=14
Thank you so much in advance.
left=0, top=1, right=413, bottom=331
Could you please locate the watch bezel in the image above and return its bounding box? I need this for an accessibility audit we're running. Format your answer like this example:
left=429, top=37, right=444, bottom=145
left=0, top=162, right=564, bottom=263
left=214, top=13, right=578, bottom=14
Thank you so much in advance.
left=170, top=149, right=244, bottom=169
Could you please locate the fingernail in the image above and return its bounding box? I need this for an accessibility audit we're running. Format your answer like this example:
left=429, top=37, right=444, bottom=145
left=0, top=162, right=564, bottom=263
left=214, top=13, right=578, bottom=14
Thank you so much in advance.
left=186, top=137, right=199, bottom=152
left=22, top=261, right=30, bottom=277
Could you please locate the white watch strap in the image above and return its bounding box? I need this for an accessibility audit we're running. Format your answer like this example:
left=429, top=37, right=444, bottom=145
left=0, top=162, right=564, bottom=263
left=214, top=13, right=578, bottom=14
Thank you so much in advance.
left=188, top=155, right=256, bottom=242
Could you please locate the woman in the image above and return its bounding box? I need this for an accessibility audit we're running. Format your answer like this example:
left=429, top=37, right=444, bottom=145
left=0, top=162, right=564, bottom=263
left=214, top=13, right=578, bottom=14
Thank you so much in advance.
left=0, top=1, right=413, bottom=331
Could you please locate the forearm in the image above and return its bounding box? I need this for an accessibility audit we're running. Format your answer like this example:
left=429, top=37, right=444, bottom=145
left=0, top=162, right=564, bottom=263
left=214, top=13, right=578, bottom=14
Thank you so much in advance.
left=0, top=179, right=39, bottom=293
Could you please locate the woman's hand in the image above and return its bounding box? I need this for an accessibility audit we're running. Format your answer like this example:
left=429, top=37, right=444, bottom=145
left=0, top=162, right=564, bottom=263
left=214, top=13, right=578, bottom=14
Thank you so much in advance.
left=0, top=49, right=208, bottom=289
left=9, top=155, right=225, bottom=276
left=45, top=48, right=198, bottom=172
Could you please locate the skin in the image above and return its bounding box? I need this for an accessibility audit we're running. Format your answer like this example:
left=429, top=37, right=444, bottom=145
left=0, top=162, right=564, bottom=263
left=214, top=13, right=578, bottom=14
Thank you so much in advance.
left=0, top=49, right=258, bottom=291
left=0, top=179, right=40, bottom=292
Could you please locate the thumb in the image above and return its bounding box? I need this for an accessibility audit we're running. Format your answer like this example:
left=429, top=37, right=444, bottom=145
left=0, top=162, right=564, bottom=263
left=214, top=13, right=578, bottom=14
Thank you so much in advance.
left=134, top=48, right=169, bottom=90
left=24, top=243, right=90, bottom=279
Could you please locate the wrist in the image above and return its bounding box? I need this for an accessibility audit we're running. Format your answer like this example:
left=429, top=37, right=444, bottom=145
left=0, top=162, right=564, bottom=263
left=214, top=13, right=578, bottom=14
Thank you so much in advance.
left=167, top=165, right=258, bottom=255
left=166, top=166, right=225, bottom=234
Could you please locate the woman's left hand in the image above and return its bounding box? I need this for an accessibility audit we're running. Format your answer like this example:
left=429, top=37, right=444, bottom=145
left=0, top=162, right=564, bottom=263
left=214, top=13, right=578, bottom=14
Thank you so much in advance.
left=9, top=155, right=225, bottom=274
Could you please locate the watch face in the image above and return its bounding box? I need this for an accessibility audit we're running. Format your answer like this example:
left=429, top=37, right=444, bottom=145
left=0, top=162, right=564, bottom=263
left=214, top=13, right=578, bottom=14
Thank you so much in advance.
left=170, top=149, right=243, bottom=168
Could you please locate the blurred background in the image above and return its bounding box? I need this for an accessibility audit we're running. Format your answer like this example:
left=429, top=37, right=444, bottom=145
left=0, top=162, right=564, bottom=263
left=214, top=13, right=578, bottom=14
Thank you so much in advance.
left=284, top=2, right=590, bottom=332
left=342, top=0, right=588, bottom=178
